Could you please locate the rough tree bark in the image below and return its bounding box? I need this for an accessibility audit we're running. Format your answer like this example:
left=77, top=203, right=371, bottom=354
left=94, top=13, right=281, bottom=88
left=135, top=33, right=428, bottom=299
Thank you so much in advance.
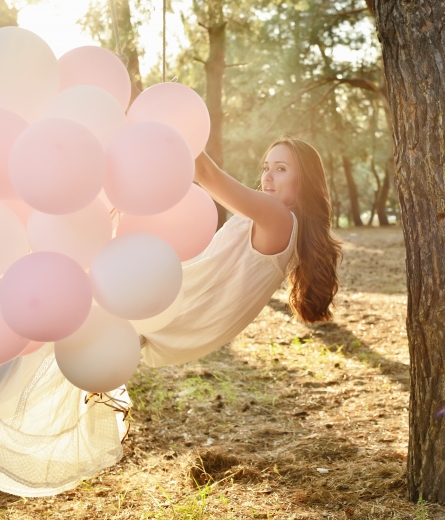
left=342, top=155, right=363, bottom=227
left=201, top=3, right=227, bottom=230
left=374, top=0, right=445, bottom=503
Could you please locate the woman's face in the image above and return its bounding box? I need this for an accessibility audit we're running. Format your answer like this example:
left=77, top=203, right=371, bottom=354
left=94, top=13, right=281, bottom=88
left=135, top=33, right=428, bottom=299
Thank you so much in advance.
left=261, top=144, right=298, bottom=208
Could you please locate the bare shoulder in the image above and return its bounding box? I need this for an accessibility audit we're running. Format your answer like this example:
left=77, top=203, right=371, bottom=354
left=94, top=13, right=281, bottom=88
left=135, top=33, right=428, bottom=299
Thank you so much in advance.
left=251, top=208, right=294, bottom=256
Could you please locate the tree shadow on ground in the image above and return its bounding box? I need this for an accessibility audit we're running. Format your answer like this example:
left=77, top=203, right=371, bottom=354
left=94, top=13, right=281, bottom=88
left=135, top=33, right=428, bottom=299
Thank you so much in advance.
left=267, top=297, right=409, bottom=392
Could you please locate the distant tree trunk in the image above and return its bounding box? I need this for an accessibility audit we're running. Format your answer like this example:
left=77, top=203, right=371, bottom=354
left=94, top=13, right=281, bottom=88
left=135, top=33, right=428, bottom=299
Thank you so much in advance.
left=368, top=157, right=381, bottom=226
left=374, top=0, right=445, bottom=503
left=202, top=1, right=227, bottom=229
left=327, top=153, right=341, bottom=228
left=0, top=0, right=17, bottom=27
left=119, top=0, right=142, bottom=90
left=342, top=155, right=363, bottom=226
left=376, top=158, right=391, bottom=226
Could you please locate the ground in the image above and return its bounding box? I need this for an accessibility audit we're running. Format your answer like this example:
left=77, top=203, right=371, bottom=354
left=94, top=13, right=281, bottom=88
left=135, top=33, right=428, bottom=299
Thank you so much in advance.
left=2, top=225, right=445, bottom=519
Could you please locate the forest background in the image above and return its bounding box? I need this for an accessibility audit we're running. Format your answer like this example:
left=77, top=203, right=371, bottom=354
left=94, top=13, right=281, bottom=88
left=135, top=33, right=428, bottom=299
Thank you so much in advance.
left=0, top=0, right=394, bottom=230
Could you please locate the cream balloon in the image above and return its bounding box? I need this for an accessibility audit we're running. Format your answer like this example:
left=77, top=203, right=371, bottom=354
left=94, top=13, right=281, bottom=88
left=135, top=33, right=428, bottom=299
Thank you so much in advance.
left=131, top=286, right=184, bottom=335
left=89, top=233, right=183, bottom=320
left=0, top=203, right=29, bottom=276
left=54, top=306, right=140, bottom=393
left=0, top=27, right=59, bottom=122
left=43, top=86, right=127, bottom=147
left=27, top=199, right=113, bottom=269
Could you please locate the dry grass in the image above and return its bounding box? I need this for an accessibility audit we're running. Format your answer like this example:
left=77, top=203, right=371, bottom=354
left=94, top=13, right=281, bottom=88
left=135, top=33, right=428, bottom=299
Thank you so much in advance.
left=1, top=225, right=445, bottom=519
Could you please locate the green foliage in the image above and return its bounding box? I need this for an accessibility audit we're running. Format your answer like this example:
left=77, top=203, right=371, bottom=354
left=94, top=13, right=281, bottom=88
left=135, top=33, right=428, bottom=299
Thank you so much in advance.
left=415, top=497, right=431, bottom=520
left=167, top=0, right=394, bottom=225
left=142, top=480, right=216, bottom=519
left=0, top=0, right=18, bottom=27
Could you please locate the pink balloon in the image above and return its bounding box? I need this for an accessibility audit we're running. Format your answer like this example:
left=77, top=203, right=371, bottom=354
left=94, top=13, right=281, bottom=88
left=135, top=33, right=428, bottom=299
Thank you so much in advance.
left=127, top=83, right=210, bottom=158
left=0, top=203, right=29, bottom=276
left=117, top=184, right=217, bottom=261
left=104, top=122, right=194, bottom=216
left=9, top=118, right=106, bottom=215
left=58, top=46, right=131, bottom=112
left=0, top=252, right=93, bottom=342
left=1, top=198, right=33, bottom=226
left=18, top=341, right=45, bottom=357
left=0, top=311, right=30, bottom=365
left=0, top=109, right=28, bottom=199
left=27, top=198, right=113, bottom=269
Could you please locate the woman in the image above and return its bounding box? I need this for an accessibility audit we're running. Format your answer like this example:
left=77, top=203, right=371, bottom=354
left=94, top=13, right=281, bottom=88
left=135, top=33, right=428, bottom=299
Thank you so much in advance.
left=142, top=135, right=342, bottom=366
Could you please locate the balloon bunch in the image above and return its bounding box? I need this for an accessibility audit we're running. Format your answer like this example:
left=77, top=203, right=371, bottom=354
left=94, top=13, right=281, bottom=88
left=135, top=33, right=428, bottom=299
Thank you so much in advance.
left=0, top=27, right=217, bottom=393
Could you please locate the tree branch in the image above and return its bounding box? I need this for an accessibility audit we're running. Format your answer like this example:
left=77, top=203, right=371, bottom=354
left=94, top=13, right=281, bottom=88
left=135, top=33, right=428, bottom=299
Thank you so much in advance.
left=225, top=62, right=248, bottom=68
left=337, top=77, right=380, bottom=93
left=335, top=7, right=368, bottom=17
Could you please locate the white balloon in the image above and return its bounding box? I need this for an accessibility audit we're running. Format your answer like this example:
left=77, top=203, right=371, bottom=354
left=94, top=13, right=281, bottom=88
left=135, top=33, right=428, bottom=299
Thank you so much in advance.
left=55, top=306, right=140, bottom=393
left=43, top=86, right=127, bottom=147
left=131, top=286, right=184, bottom=334
left=0, top=27, right=59, bottom=122
left=89, top=232, right=183, bottom=320
left=27, top=199, right=113, bottom=269
left=0, top=203, right=29, bottom=276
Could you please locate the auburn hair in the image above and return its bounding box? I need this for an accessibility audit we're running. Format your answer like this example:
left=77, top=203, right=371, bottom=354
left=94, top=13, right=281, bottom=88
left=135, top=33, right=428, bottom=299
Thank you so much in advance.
left=261, top=136, right=343, bottom=323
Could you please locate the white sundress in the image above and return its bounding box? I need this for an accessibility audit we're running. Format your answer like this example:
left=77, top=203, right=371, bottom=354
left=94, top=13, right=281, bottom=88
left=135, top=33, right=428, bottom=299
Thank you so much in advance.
left=143, top=212, right=298, bottom=366
left=0, top=212, right=298, bottom=497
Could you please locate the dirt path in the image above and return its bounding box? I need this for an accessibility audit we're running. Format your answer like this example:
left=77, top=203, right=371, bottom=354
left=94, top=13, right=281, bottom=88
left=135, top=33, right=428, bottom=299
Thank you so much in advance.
left=2, top=225, right=445, bottom=519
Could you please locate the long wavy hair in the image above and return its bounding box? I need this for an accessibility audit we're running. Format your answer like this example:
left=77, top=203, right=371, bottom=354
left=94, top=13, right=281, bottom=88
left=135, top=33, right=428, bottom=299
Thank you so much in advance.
left=260, top=136, right=343, bottom=323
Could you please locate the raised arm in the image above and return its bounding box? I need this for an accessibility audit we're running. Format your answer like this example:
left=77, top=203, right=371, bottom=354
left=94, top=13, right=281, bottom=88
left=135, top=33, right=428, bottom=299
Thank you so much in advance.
left=195, top=152, right=294, bottom=255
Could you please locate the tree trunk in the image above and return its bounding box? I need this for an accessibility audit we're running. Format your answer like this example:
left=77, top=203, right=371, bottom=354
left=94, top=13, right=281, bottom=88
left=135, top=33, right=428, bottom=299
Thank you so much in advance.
left=204, top=12, right=227, bottom=229
left=368, top=156, right=381, bottom=226
left=327, top=153, right=341, bottom=228
left=374, top=0, right=445, bottom=503
left=376, top=157, right=392, bottom=226
left=0, top=0, right=17, bottom=27
left=118, top=0, right=142, bottom=90
left=342, top=155, right=363, bottom=227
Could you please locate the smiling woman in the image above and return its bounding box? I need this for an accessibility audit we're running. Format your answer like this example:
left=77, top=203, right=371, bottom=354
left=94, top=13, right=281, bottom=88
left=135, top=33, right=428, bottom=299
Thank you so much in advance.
left=261, top=144, right=298, bottom=208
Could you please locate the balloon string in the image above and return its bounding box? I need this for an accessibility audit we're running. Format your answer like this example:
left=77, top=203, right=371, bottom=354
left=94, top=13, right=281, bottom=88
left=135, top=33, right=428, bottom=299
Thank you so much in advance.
left=163, top=0, right=166, bottom=82
left=108, top=0, right=128, bottom=66
left=85, top=390, right=131, bottom=445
